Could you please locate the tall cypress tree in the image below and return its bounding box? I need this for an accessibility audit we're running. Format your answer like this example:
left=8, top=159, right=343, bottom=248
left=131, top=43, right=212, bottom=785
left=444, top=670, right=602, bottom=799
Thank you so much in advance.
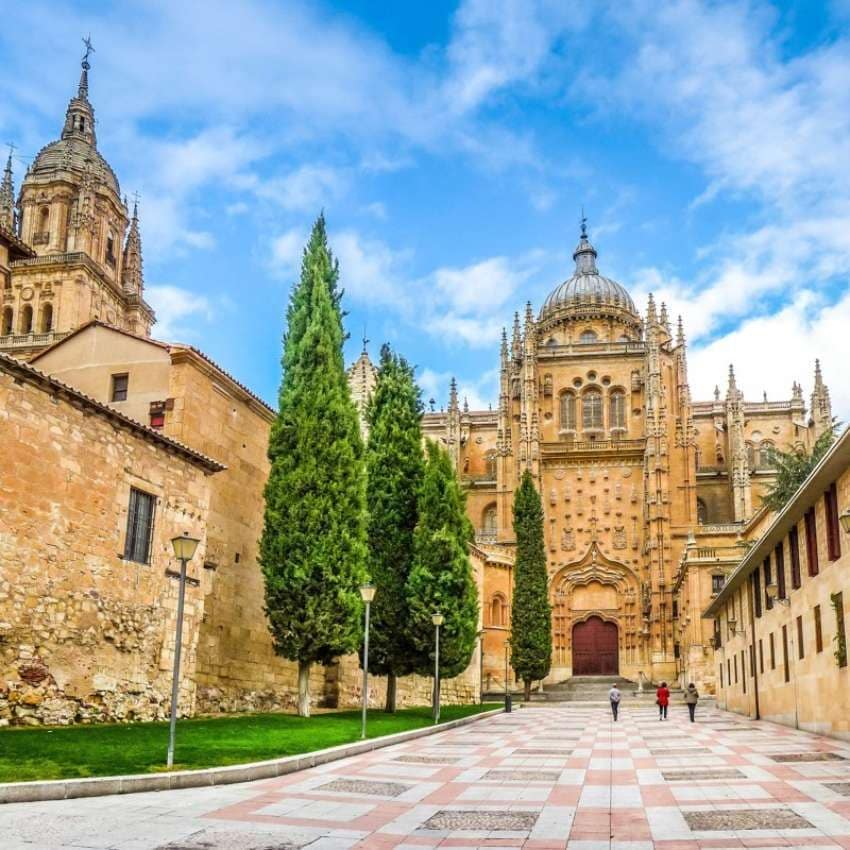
left=365, top=345, right=424, bottom=712
left=510, top=470, right=552, bottom=701
left=260, top=218, right=368, bottom=717
left=406, top=441, right=478, bottom=694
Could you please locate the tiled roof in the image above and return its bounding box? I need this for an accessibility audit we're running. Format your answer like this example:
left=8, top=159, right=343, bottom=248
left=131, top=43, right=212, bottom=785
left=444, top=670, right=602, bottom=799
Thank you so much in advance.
left=0, top=351, right=225, bottom=474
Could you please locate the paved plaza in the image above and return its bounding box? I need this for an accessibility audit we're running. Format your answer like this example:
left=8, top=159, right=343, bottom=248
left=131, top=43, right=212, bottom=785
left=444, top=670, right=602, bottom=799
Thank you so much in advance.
left=5, top=703, right=850, bottom=849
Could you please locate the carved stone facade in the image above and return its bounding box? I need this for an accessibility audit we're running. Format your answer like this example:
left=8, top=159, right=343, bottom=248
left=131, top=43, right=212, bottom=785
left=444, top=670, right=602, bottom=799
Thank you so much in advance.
left=421, top=224, right=832, bottom=691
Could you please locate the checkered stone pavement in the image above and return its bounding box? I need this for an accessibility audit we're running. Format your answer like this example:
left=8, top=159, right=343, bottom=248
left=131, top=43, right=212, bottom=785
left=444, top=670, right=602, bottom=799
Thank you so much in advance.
left=4, top=702, right=850, bottom=849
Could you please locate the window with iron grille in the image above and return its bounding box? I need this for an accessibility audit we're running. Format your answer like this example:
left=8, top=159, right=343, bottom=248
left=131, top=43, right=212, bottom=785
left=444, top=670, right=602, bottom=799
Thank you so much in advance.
left=824, top=483, right=841, bottom=562
left=124, top=488, right=156, bottom=564
left=111, top=373, right=129, bottom=402
left=789, top=525, right=802, bottom=589
left=775, top=543, right=786, bottom=599
left=805, top=507, right=819, bottom=576
left=712, top=574, right=725, bottom=594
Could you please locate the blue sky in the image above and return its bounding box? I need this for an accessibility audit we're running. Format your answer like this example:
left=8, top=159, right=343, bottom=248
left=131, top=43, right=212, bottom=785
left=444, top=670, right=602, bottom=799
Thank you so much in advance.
left=2, top=0, right=850, bottom=414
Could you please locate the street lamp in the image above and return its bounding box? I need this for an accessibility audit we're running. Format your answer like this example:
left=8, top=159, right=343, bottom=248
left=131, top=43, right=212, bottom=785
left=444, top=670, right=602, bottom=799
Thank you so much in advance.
left=432, top=612, right=444, bottom=724
left=504, top=637, right=512, bottom=713
left=167, top=532, right=200, bottom=768
left=840, top=509, right=850, bottom=534
left=359, top=583, right=376, bottom=740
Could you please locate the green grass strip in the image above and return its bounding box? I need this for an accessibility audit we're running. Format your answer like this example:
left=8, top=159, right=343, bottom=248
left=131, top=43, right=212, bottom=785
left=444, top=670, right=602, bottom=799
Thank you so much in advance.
left=0, top=703, right=500, bottom=782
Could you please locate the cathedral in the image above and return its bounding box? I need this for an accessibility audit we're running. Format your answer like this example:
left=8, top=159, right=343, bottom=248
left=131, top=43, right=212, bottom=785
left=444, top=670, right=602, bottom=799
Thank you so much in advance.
left=417, top=224, right=832, bottom=691
left=0, top=48, right=836, bottom=727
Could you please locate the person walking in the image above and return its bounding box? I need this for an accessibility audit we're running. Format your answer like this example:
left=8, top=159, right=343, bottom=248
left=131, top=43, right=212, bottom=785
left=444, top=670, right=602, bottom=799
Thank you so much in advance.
left=608, top=683, right=621, bottom=722
left=656, top=681, right=670, bottom=720
left=684, top=683, right=699, bottom=722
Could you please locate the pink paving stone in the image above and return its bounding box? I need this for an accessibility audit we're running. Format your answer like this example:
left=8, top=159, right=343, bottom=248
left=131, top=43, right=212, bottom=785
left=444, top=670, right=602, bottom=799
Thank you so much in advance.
left=640, top=785, right=677, bottom=805
left=547, top=785, right=582, bottom=805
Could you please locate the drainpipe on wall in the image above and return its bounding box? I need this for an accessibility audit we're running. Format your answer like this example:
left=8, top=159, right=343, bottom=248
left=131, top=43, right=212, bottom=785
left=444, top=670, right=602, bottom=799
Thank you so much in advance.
left=746, top=577, right=760, bottom=720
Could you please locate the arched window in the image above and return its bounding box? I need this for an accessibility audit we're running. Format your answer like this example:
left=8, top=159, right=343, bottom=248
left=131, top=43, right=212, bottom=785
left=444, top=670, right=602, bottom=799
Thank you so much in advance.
left=560, top=392, right=576, bottom=430
left=39, top=303, right=53, bottom=333
left=106, top=230, right=116, bottom=266
left=484, top=452, right=497, bottom=479
left=20, top=304, right=33, bottom=334
left=36, top=206, right=50, bottom=242
left=760, top=441, right=775, bottom=468
left=609, top=390, right=626, bottom=431
left=1, top=307, right=12, bottom=335
left=583, top=389, right=602, bottom=430
left=697, top=497, right=708, bottom=524
left=579, top=329, right=598, bottom=343
left=482, top=504, right=497, bottom=536
left=490, top=594, right=507, bottom=627
left=746, top=443, right=756, bottom=468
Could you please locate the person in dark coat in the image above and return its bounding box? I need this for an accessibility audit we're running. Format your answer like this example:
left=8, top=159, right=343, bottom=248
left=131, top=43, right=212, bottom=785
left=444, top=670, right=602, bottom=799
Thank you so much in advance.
left=656, top=681, right=670, bottom=720
left=684, top=683, right=699, bottom=722
left=608, top=683, right=621, bottom=721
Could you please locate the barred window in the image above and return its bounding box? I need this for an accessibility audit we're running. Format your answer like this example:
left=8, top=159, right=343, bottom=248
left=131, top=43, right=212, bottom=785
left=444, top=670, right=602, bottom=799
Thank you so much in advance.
left=124, top=488, right=156, bottom=564
left=583, top=389, right=602, bottom=430
left=111, top=373, right=129, bottom=402
left=560, top=392, right=576, bottom=430
left=609, top=390, right=626, bottom=430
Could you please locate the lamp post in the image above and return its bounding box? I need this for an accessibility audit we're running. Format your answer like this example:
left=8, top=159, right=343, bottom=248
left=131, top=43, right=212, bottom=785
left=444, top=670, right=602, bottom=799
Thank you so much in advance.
left=432, top=612, right=444, bottom=724
left=167, top=532, right=200, bottom=768
left=359, top=583, right=376, bottom=740
left=504, top=638, right=512, bottom=713
left=839, top=510, right=850, bottom=535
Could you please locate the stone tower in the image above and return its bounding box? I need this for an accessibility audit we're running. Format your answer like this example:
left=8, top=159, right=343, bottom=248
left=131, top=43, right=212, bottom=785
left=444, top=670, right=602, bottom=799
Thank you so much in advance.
left=1, top=44, right=154, bottom=359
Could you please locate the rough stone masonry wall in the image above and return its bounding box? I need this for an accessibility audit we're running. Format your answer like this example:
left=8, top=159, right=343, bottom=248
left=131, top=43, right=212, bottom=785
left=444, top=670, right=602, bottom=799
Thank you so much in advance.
left=0, top=369, right=213, bottom=725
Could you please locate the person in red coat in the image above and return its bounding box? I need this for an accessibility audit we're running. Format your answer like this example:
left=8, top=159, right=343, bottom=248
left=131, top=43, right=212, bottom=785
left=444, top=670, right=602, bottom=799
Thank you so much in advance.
left=656, top=682, right=670, bottom=720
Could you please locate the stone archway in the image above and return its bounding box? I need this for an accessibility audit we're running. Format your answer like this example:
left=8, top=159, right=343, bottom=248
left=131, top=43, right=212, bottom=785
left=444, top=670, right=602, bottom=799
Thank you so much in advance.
left=572, top=616, right=619, bottom=675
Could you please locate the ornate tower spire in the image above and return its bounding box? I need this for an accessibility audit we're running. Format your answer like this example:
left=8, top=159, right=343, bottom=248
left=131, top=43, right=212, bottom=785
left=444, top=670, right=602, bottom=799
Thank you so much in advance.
left=62, top=37, right=97, bottom=146
left=726, top=363, right=738, bottom=397
left=646, top=293, right=658, bottom=326
left=448, top=376, right=459, bottom=412
left=675, top=315, right=685, bottom=347
left=810, top=359, right=833, bottom=438
left=659, top=301, right=670, bottom=334
left=511, top=311, right=522, bottom=359
left=0, top=147, right=14, bottom=231
left=122, top=197, right=144, bottom=294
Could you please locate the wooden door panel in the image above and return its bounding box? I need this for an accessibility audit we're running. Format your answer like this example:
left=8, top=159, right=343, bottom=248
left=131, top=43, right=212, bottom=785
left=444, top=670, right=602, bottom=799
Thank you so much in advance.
left=572, top=617, right=619, bottom=675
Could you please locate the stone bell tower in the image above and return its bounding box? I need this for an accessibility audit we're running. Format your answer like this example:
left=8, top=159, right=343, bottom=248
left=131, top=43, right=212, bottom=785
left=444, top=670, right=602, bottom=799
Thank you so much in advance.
left=1, top=41, right=154, bottom=359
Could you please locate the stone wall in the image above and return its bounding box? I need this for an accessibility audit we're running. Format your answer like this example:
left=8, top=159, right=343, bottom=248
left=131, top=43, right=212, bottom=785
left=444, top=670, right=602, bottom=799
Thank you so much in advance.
left=0, top=358, right=216, bottom=725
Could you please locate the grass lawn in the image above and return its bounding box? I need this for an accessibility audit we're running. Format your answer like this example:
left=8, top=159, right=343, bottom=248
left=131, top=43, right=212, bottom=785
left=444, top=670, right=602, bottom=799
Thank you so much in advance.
left=0, top=703, right=500, bottom=783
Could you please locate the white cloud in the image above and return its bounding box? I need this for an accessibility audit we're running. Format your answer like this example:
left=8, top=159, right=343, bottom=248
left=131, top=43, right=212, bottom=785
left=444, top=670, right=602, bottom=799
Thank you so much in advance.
left=333, top=230, right=411, bottom=309
left=252, top=165, right=348, bottom=212
left=689, top=288, right=848, bottom=419
left=146, top=284, right=215, bottom=340
left=361, top=201, right=387, bottom=219
left=269, top=227, right=307, bottom=279
left=418, top=366, right=498, bottom=412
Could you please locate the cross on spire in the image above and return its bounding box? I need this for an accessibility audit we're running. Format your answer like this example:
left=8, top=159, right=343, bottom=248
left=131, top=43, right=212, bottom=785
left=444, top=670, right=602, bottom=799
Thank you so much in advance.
left=82, top=35, right=95, bottom=68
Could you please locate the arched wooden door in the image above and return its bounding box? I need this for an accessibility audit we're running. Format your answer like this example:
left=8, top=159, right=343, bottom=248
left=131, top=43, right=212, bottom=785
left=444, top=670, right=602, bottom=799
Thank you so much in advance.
left=572, top=617, right=619, bottom=675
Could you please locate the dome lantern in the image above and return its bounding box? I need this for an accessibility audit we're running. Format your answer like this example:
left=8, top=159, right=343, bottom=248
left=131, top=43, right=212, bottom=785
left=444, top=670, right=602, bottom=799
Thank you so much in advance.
left=538, top=218, right=639, bottom=332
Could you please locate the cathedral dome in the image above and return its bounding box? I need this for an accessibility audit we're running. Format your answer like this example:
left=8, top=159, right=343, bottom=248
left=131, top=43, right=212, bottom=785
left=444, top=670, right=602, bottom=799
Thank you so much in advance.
left=30, top=138, right=120, bottom=196
left=539, top=223, right=638, bottom=328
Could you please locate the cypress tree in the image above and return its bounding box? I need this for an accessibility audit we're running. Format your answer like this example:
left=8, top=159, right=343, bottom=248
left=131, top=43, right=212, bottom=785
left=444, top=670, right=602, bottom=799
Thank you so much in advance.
left=406, top=442, right=478, bottom=702
left=260, top=218, right=368, bottom=717
left=365, top=344, right=424, bottom=712
left=510, top=470, right=552, bottom=701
